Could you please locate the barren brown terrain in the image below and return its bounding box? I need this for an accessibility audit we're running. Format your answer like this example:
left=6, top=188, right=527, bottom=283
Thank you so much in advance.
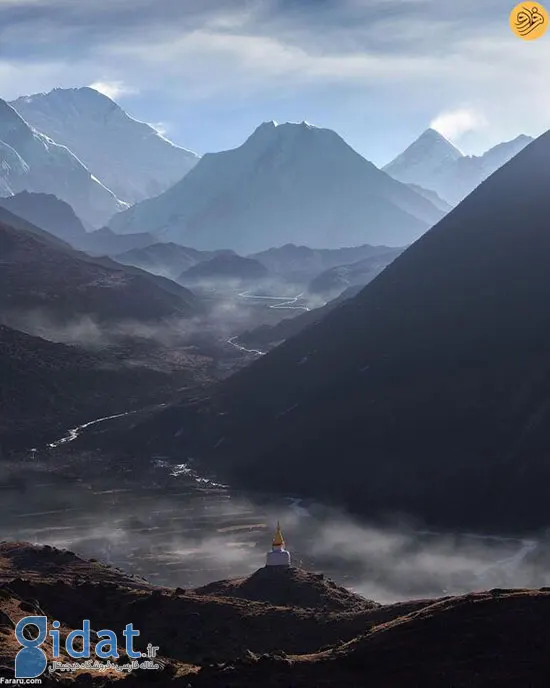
left=1, top=542, right=549, bottom=687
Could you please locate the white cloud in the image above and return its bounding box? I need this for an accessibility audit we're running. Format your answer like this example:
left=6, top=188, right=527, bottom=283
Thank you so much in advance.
left=88, top=80, right=136, bottom=99
left=430, top=108, right=488, bottom=141
left=149, top=121, right=170, bottom=138
left=0, top=1, right=549, bottom=158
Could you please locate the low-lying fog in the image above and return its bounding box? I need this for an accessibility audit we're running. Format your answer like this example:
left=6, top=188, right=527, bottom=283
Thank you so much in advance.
left=1, top=457, right=549, bottom=604
left=3, top=284, right=316, bottom=352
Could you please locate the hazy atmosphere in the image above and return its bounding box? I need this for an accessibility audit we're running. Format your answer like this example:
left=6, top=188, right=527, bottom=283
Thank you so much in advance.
left=1, top=1, right=550, bottom=685
left=1, top=0, right=548, bottom=163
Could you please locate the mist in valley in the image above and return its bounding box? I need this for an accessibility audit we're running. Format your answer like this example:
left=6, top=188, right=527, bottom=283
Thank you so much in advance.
left=1, top=276, right=316, bottom=354
left=2, top=458, right=549, bottom=605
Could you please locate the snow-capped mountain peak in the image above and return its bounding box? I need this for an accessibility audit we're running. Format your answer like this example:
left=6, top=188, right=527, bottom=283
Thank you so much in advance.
left=383, top=128, right=464, bottom=187
left=0, top=97, right=126, bottom=226
left=109, top=119, right=445, bottom=253
left=384, top=127, right=534, bottom=206
left=11, top=87, right=200, bottom=204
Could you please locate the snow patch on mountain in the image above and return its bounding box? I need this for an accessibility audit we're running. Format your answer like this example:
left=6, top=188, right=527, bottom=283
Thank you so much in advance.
left=0, top=98, right=126, bottom=227
left=109, top=120, right=445, bottom=253
left=385, top=129, right=534, bottom=206
left=11, top=87, right=200, bottom=205
left=383, top=128, right=464, bottom=189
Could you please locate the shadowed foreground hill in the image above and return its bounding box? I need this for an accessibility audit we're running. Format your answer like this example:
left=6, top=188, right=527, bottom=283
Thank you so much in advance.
left=0, top=543, right=549, bottom=687
left=133, top=130, right=550, bottom=534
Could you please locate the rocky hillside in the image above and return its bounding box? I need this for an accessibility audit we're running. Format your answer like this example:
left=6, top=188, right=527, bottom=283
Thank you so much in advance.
left=0, top=542, right=548, bottom=686
left=196, top=565, right=374, bottom=612
left=0, top=218, right=197, bottom=329
left=0, top=213, right=214, bottom=451
left=0, top=323, right=213, bottom=451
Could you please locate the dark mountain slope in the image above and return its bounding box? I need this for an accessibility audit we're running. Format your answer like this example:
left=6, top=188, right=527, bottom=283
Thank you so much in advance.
left=0, top=191, right=86, bottom=242
left=0, top=217, right=209, bottom=451
left=70, top=226, right=158, bottom=257
left=238, top=286, right=363, bottom=352
left=179, top=253, right=269, bottom=287
left=91, top=253, right=197, bottom=303
left=134, top=131, right=550, bottom=534
left=0, top=325, right=189, bottom=450
left=0, top=204, right=72, bottom=251
left=308, top=248, right=404, bottom=299
left=114, top=242, right=225, bottom=281
left=195, top=590, right=550, bottom=688
left=0, top=219, right=196, bottom=326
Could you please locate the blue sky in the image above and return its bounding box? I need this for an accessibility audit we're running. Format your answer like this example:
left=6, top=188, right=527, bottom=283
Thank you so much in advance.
left=0, top=0, right=549, bottom=166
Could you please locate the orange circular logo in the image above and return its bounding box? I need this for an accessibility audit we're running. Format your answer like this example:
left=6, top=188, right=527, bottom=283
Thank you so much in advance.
left=510, top=3, right=548, bottom=40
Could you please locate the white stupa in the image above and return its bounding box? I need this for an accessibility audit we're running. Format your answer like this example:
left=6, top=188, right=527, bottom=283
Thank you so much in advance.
left=265, top=521, right=291, bottom=567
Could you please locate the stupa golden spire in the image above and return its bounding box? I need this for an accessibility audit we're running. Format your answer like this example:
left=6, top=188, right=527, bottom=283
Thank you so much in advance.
left=272, top=521, right=285, bottom=548
left=266, top=520, right=291, bottom=567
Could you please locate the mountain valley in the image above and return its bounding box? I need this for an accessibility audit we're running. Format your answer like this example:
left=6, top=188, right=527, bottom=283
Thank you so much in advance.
left=1, top=59, right=549, bottom=688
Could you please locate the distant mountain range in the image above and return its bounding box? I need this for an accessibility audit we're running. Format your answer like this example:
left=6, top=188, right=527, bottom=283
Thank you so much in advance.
left=250, top=243, right=400, bottom=283
left=1, top=86, right=534, bottom=251
left=129, top=131, right=550, bottom=533
left=114, top=243, right=228, bottom=281
left=109, top=120, right=445, bottom=252
left=0, top=98, right=126, bottom=227
left=11, top=87, right=200, bottom=204
left=384, top=128, right=534, bottom=205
